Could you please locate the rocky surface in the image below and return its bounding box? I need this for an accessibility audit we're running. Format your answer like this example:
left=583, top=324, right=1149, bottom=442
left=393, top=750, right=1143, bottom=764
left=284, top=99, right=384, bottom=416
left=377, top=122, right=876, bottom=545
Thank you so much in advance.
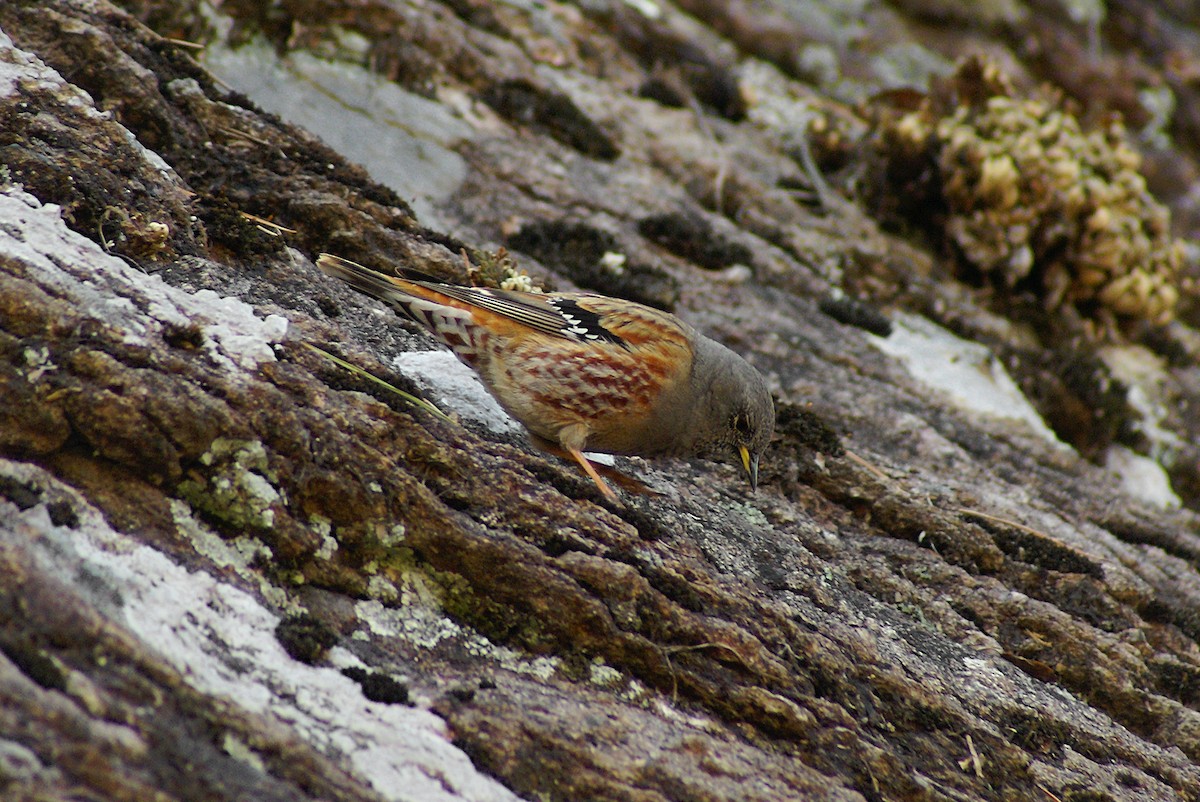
left=2, top=1, right=1200, bottom=800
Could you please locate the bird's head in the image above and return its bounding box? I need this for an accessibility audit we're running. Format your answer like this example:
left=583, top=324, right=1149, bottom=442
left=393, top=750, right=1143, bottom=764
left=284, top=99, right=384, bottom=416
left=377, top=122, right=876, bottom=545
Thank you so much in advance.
left=689, top=338, right=775, bottom=490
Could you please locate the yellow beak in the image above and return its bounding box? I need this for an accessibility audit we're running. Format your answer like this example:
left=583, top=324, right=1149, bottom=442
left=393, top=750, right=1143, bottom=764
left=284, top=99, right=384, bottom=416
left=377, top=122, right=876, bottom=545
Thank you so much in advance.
left=739, top=446, right=759, bottom=491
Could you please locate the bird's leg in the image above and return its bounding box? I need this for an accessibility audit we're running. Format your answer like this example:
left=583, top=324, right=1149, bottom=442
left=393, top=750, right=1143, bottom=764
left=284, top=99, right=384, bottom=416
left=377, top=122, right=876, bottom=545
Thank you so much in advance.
left=530, top=435, right=658, bottom=501
left=565, top=447, right=619, bottom=503
left=532, top=427, right=620, bottom=503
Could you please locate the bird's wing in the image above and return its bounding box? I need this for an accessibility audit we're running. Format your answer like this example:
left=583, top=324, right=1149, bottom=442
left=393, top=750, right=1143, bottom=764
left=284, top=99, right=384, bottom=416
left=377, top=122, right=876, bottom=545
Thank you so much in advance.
left=433, top=283, right=696, bottom=351
left=416, top=283, right=633, bottom=347
left=317, top=254, right=689, bottom=351
left=554, top=294, right=693, bottom=350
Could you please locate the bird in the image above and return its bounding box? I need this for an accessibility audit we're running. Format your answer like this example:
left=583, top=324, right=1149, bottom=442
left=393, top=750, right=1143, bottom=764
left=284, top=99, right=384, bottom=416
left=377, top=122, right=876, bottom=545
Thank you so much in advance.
left=317, top=253, right=774, bottom=502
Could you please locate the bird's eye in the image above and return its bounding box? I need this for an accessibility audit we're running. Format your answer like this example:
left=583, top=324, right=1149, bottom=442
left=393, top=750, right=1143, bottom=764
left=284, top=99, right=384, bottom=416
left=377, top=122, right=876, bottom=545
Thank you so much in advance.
left=731, top=412, right=754, bottom=440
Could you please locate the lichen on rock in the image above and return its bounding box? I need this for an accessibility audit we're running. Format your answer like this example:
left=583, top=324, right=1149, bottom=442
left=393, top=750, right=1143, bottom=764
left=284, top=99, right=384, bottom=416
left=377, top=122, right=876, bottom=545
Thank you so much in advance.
left=872, top=56, right=1184, bottom=329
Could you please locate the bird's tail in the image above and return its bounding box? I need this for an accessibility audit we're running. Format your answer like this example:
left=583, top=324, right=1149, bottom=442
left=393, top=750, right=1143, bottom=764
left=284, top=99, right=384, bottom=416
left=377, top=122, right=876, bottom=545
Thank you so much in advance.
left=316, top=253, right=487, bottom=367
left=316, top=253, right=420, bottom=306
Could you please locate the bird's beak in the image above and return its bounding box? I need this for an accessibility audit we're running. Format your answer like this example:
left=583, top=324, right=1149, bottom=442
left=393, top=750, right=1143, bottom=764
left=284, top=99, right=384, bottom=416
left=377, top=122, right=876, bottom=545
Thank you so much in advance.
left=739, top=446, right=759, bottom=491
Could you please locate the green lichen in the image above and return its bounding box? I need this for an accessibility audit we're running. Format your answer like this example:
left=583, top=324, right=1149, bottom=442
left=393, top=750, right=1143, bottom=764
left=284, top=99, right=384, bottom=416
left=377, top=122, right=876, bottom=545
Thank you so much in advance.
left=353, top=572, right=563, bottom=682
left=345, top=536, right=559, bottom=663
left=169, top=500, right=290, bottom=609
left=178, top=439, right=282, bottom=532
left=726, top=498, right=770, bottom=527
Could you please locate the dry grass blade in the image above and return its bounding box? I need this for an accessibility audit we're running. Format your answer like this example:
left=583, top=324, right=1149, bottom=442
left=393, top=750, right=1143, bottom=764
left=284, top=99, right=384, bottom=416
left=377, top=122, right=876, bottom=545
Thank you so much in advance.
left=164, top=37, right=205, bottom=50
left=956, top=507, right=1053, bottom=539
left=302, top=342, right=453, bottom=423
left=238, top=211, right=297, bottom=236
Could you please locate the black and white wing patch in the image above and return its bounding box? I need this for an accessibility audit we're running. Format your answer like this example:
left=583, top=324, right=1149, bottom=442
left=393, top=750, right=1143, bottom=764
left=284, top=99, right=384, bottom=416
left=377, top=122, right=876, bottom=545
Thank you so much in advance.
left=546, top=297, right=628, bottom=347
left=418, top=283, right=628, bottom=349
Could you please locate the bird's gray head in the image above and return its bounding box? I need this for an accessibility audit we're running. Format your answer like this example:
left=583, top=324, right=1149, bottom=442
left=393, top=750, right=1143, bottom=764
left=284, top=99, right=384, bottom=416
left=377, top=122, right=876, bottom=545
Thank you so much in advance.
left=688, top=337, right=775, bottom=490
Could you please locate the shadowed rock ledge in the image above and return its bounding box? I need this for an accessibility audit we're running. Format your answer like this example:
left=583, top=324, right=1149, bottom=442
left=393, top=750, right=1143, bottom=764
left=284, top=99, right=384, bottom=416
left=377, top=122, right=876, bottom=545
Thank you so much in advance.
left=2, top=1, right=1200, bottom=800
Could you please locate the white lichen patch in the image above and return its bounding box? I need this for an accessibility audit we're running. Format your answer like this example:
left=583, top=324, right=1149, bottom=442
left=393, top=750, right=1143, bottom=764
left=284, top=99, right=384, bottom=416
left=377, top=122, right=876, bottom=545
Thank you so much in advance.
left=367, top=575, right=400, bottom=603
left=1098, top=344, right=1181, bottom=460
left=0, top=186, right=288, bottom=374
left=599, top=250, right=627, bottom=274
left=3, top=460, right=520, bottom=802
left=169, top=500, right=290, bottom=611
left=355, top=590, right=563, bottom=683
left=589, top=661, right=624, bottom=687
left=315, top=533, right=338, bottom=561
left=392, top=351, right=520, bottom=435
left=21, top=346, right=57, bottom=383
left=357, top=598, right=458, bottom=647
left=188, top=289, right=290, bottom=370
left=874, top=314, right=1062, bottom=445
left=1105, top=446, right=1180, bottom=510
left=381, top=523, right=407, bottom=547
left=309, top=514, right=332, bottom=538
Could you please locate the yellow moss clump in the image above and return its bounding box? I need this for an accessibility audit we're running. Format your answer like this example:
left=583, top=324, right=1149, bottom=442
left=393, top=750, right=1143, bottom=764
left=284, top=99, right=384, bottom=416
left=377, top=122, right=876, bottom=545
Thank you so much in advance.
left=879, top=58, right=1182, bottom=327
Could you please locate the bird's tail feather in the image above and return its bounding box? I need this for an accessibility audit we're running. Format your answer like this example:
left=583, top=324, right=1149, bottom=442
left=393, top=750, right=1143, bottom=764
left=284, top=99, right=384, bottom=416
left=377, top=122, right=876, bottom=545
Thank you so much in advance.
left=316, top=254, right=415, bottom=306
left=317, top=253, right=486, bottom=366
